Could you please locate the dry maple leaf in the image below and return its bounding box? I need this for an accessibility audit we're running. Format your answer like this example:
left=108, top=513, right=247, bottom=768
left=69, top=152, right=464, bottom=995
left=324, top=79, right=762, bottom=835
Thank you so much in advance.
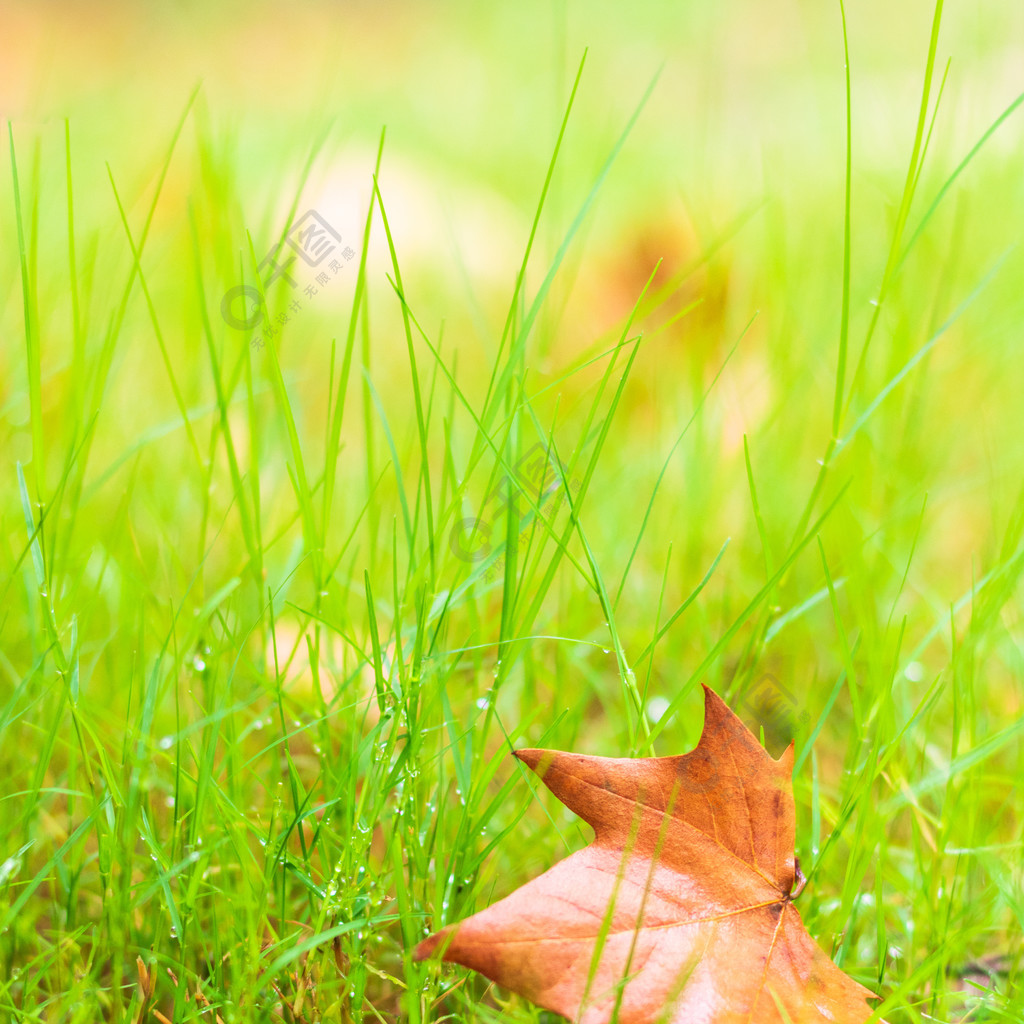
left=415, top=684, right=883, bottom=1024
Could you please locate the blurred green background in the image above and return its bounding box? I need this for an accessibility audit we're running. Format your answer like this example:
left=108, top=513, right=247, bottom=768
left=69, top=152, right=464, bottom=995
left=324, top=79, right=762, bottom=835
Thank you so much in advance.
left=2, top=0, right=1023, bottom=1021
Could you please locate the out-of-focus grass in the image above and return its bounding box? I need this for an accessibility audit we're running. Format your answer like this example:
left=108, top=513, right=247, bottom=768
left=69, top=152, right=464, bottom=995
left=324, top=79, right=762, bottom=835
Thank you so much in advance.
left=2, top=1, right=1023, bottom=1021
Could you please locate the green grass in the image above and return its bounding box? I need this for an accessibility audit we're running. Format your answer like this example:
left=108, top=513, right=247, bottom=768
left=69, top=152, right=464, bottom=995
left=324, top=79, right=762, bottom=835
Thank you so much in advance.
left=2, top=1, right=1023, bottom=1021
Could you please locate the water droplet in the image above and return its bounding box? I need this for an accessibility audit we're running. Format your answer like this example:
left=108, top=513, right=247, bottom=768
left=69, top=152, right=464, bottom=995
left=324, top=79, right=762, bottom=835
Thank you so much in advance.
left=158, top=736, right=173, bottom=751
left=0, top=856, right=24, bottom=885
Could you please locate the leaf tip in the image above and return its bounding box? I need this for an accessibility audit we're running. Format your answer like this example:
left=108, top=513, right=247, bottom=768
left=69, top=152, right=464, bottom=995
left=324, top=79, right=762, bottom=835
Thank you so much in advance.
left=699, top=683, right=731, bottom=724
left=512, top=748, right=544, bottom=772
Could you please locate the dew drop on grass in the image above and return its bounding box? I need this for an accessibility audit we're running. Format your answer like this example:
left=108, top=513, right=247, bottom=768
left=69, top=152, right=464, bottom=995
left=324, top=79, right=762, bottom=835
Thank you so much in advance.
left=0, top=856, right=24, bottom=885
left=903, top=661, right=924, bottom=682
left=158, top=736, right=173, bottom=751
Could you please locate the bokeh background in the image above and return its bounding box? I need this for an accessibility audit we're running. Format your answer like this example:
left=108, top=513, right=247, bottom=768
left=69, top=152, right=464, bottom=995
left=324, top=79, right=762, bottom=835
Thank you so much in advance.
left=2, top=0, right=1023, bottom=1020
left=4, top=0, right=1024, bottom=571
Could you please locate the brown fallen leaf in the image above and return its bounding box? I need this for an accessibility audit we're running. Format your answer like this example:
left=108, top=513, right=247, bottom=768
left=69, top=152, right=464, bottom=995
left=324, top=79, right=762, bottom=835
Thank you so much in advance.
left=416, top=684, right=883, bottom=1023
